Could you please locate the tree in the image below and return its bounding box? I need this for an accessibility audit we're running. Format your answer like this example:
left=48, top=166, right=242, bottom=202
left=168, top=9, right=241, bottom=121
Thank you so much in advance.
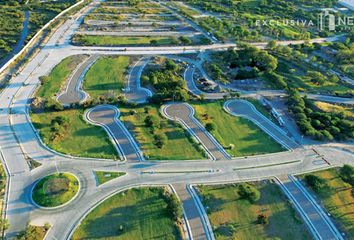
left=304, top=175, right=327, bottom=192
left=339, top=165, right=354, bottom=186
left=179, top=36, right=192, bottom=45
left=266, top=40, right=277, bottom=50
left=164, top=192, right=183, bottom=221
left=257, top=214, right=269, bottom=225
left=153, top=133, right=167, bottom=148
left=238, top=183, right=261, bottom=203
left=205, top=122, right=216, bottom=132
left=144, top=115, right=160, bottom=129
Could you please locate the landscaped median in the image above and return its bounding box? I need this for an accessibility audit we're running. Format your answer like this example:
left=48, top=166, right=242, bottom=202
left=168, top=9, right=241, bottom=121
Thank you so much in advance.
left=32, top=173, right=79, bottom=208
left=191, top=101, right=283, bottom=157
left=196, top=181, right=311, bottom=239
left=71, top=34, right=210, bottom=46
left=72, top=187, right=183, bottom=239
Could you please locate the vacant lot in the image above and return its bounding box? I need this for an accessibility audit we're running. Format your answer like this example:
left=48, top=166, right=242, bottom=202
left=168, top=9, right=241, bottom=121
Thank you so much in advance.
left=32, top=173, right=79, bottom=207
left=192, top=101, right=283, bottom=156
left=197, top=182, right=311, bottom=239
left=120, top=105, right=205, bottom=160
left=31, top=108, right=118, bottom=159
left=300, top=168, right=354, bottom=238
left=83, top=56, right=130, bottom=100
left=72, top=187, right=181, bottom=239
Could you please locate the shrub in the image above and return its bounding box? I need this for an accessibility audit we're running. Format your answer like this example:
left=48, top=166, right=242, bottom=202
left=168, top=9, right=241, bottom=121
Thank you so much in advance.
left=238, top=183, right=260, bottom=203
left=205, top=122, right=216, bottom=132
left=304, top=175, right=327, bottom=192
left=339, top=165, right=354, bottom=186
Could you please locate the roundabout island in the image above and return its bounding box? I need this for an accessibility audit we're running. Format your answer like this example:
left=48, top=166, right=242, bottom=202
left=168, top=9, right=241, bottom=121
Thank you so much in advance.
left=32, top=173, right=80, bottom=208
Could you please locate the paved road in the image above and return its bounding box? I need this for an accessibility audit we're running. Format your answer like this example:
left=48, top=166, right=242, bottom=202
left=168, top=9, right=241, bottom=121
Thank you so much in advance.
left=162, top=103, right=230, bottom=160
left=277, top=175, right=344, bottom=240
left=57, top=55, right=98, bottom=105
left=224, top=99, right=299, bottom=150
left=123, top=57, right=152, bottom=103
left=86, top=105, right=143, bottom=162
left=173, top=184, right=214, bottom=240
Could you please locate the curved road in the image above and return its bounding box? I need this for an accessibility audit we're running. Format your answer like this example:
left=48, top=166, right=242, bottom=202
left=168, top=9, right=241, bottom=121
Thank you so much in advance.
left=85, top=104, right=144, bottom=162
left=162, top=102, right=230, bottom=160
left=123, top=57, right=152, bottom=103
left=57, top=55, right=98, bottom=105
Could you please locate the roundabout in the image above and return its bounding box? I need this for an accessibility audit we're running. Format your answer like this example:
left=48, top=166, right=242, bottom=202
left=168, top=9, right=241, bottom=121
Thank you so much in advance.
left=32, top=172, right=80, bottom=208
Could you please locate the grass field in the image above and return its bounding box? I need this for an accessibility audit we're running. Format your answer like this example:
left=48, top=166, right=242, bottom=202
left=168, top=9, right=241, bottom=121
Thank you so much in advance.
left=31, top=108, right=118, bottom=159
left=300, top=168, right=354, bottom=238
left=120, top=105, right=206, bottom=160
left=197, top=182, right=311, bottom=239
left=72, top=35, right=180, bottom=46
left=83, top=56, right=130, bottom=100
left=72, top=187, right=181, bottom=239
left=37, top=55, right=86, bottom=99
left=191, top=101, right=283, bottom=157
left=95, top=171, right=126, bottom=185
left=32, top=173, right=79, bottom=207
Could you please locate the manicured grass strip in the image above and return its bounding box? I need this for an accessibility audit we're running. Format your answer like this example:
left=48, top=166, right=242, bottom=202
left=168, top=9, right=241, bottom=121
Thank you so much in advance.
left=83, top=56, right=130, bottom=100
left=197, top=182, right=311, bottom=240
left=299, top=168, right=354, bottom=238
left=233, top=159, right=301, bottom=170
left=95, top=171, right=125, bottom=185
left=32, top=173, right=79, bottom=207
left=73, top=35, right=179, bottom=46
left=120, top=105, right=206, bottom=160
left=72, top=187, right=181, bottom=240
left=36, top=55, right=86, bottom=99
left=191, top=101, right=283, bottom=157
left=31, top=108, right=118, bottom=159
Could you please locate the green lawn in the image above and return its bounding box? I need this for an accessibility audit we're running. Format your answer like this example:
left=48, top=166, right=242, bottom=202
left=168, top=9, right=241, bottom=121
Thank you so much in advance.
left=31, top=108, right=118, bottom=159
left=95, top=171, right=126, bottom=185
left=32, top=173, right=79, bottom=207
left=83, top=56, right=130, bottom=100
left=36, top=55, right=86, bottom=99
left=120, top=105, right=206, bottom=160
left=299, top=168, right=354, bottom=238
left=197, top=182, right=311, bottom=239
left=72, top=35, right=180, bottom=46
left=191, top=101, right=284, bottom=157
left=72, top=187, right=182, bottom=239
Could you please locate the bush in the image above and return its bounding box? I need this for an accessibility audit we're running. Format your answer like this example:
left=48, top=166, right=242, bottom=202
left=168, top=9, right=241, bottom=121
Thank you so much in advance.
left=153, top=133, right=167, bottom=148
left=205, top=122, right=216, bottom=132
left=164, top=192, right=183, bottom=222
left=339, top=165, right=354, bottom=186
left=238, top=183, right=260, bottom=203
left=257, top=214, right=269, bottom=225
left=304, top=175, right=327, bottom=192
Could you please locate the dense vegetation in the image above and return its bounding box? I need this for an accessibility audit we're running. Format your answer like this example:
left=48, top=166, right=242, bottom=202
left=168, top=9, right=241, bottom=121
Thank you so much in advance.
left=0, top=0, right=79, bottom=62
left=287, top=89, right=353, bottom=141
left=206, top=46, right=278, bottom=83
left=179, top=0, right=341, bottom=42
left=142, top=59, right=190, bottom=104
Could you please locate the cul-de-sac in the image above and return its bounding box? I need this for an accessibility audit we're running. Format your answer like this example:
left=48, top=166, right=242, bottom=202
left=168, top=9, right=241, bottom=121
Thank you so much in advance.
left=0, top=0, right=353, bottom=239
